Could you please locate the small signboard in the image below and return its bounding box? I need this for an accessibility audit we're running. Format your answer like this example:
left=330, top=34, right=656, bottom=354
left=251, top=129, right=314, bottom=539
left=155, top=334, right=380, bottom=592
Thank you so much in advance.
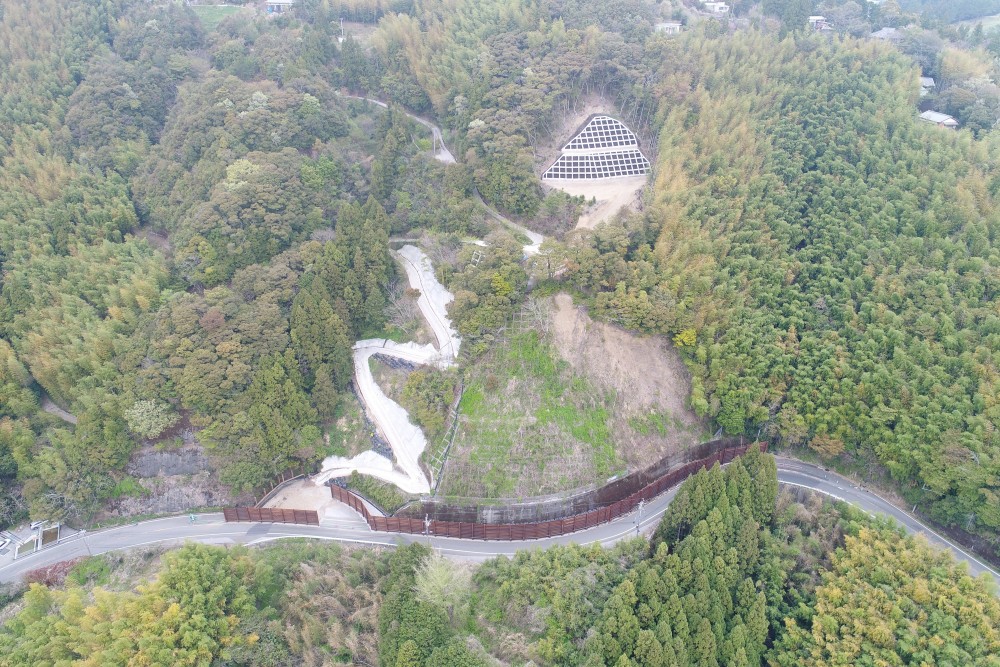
left=40, top=524, right=60, bottom=546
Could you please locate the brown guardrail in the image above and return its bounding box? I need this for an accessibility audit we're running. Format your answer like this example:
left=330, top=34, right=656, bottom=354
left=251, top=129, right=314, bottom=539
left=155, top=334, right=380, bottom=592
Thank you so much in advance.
left=330, top=442, right=764, bottom=540
left=399, top=436, right=753, bottom=523
left=223, top=507, right=319, bottom=525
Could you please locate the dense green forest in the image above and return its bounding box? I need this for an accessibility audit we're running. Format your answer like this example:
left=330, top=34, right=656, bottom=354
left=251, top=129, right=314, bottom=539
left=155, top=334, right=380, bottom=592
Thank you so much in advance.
left=2, top=450, right=998, bottom=666
left=0, top=0, right=667, bottom=527
left=562, top=33, right=1000, bottom=540
left=0, top=0, right=487, bottom=522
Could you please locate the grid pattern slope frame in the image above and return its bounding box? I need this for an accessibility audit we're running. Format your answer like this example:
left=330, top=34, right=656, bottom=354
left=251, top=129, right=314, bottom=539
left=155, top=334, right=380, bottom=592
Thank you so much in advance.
left=543, top=114, right=650, bottom=180
left=562, top=115, right=639, bottom=151
left=543, top=150, right=650, bottom=179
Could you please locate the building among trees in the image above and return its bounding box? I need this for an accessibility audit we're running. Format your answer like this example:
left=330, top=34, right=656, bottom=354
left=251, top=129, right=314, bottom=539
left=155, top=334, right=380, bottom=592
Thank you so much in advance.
left=918, top=109, right=959, bottom=127
left=655, top=21, right=683, bottom=34
left=265, top=0, right=295, bottom=15
left=703, top=1, right=731, bottom=14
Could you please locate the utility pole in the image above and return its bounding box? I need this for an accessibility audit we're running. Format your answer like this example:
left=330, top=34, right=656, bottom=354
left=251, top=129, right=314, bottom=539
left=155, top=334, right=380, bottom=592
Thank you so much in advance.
left=635, top=499, right=645, bottom=537
left=424, top=514, right=431, bottom=545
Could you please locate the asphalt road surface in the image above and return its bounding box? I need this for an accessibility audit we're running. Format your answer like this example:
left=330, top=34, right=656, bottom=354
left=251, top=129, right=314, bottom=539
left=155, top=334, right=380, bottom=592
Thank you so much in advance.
left=2, top=459, right=997, bottom=588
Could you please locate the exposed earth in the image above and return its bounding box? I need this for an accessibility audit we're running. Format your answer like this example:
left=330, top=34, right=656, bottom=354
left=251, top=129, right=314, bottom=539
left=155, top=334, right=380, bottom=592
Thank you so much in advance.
left=263, top=477, right=372, bottom=523
left=548, top=293, right=707, bottom=467
left=436, top=294, right=708, bottom=499
left=535, top=96, right=650, bottom=230
left=110, top=445, right=251, bottom=517
left=550, top=176, right=647, bottom=229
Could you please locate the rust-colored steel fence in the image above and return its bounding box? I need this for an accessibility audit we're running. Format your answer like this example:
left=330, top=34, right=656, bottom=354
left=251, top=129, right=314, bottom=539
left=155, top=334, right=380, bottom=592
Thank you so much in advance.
left=329, top=443, right=765, bottom=541
left=396, top=436, right=755, bottom=523
left=223, top=507, right=319, bottom=525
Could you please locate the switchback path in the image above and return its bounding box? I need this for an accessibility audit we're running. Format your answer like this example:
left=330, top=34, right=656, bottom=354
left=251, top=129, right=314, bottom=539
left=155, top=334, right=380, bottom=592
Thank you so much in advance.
left=2, top=460, right=997, bottom=588
left=337, top=93, right=456, bottom=163
left=312, top=246, right=459, bottom=494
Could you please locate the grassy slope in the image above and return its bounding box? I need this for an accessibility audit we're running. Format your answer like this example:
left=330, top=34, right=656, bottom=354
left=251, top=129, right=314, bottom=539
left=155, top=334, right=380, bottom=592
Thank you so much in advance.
left=443, top=331, right=623, bottom=498
left=190, top=5, right=248, bottom=32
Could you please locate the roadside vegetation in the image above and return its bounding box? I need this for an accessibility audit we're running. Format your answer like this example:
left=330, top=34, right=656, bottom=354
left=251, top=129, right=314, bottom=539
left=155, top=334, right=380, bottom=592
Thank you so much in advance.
left=189, top=4, right=249, bottom=31
left=1, top=0, right=1000, bottom=665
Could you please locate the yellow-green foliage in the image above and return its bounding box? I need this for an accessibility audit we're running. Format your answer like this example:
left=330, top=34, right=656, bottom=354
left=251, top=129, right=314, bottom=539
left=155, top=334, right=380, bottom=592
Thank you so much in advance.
left=0, top=544, right=260, bottom=666
left=770, top=526, right=1000, bottom=666
left=567, top=31, right=1000, bottom=539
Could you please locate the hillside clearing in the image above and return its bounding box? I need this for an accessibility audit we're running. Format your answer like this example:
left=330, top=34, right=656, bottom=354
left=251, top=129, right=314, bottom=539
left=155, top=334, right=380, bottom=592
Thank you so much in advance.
left=438, top=295, right=708, bottom=499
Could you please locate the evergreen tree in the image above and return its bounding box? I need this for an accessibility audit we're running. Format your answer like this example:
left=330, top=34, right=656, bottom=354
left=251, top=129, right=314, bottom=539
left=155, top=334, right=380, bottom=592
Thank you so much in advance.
left=290, top=281, right=352, bottom=390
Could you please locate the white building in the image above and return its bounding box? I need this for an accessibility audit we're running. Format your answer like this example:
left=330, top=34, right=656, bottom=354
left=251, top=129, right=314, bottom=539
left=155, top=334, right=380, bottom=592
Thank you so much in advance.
left=655, top=21, right=683, bottom=34
left=808, top=15, right=833, bottom=30
left=918, top=110, right=958, bottom=128
left=265, top=0, right=295, bottom=15
left=703, top=1, right=730, bottom=13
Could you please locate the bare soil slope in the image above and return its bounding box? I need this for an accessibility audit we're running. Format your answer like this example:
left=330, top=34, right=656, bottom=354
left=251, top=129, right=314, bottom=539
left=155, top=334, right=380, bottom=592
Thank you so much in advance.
left=536, top=96, right=649, bottom=229
left=548, top=293, right=707, bottom=468
left=438, top=295, right=708, bottom=499
left=552, top=177, right=647, bottom=229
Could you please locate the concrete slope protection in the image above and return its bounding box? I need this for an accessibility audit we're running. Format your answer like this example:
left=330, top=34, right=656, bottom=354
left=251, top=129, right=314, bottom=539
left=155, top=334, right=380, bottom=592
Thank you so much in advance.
left=313, top=246, right=459, bottom=494
left=2, top=461, right=997, bottom=589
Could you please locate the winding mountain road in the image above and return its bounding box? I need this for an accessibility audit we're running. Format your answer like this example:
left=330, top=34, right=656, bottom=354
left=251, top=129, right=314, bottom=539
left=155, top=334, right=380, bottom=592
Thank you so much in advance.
left=2, top=459, right=997, bottom=588
left=312, top=246, right=460, bottom=494
left=337, top=93, right=456, bottom=163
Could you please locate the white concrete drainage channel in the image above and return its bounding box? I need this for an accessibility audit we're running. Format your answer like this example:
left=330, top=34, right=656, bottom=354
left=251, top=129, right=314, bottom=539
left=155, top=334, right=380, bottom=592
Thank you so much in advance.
left=313, top=245, right=460, bottom=494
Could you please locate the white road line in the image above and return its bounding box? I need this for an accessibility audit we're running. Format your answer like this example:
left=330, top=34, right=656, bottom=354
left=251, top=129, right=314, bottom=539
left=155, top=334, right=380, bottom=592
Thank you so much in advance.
left=780, top=481, right=1000, bottom=580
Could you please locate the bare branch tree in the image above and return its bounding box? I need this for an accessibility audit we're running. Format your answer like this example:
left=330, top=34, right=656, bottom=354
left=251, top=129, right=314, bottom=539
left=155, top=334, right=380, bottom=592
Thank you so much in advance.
left=384, top=280, right=420, bottom=334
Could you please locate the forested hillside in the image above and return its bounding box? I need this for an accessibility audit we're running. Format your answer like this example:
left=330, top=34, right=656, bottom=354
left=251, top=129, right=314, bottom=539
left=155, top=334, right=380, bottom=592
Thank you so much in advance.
left=3, top=450, right=998, bottom=666
left=1, top=0, right=999, bottom=563
left=0, top=0, right=180, bottom=522
left=564, top=32, right=1000, bottom=540
left=0, top=0, right=470, bottom=523
left=366, top=0, right=660, bottom=215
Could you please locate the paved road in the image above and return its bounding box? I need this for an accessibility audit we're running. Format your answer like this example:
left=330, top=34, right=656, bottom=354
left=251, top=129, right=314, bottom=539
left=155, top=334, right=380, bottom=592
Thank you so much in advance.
left=2, top=460, right=997, bottom=587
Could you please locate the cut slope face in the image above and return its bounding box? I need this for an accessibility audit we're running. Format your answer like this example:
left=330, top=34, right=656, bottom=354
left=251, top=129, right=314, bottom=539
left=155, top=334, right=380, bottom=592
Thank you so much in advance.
left=543, top=115, right=650, bottom=180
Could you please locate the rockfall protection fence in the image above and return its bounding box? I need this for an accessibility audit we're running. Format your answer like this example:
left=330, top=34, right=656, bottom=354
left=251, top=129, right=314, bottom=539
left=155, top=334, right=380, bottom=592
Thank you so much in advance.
left=330, top=441, right=765, bottom=541
left=398, top=436, right=755, bottom=524
left=223, top=507, right=320, bottom=525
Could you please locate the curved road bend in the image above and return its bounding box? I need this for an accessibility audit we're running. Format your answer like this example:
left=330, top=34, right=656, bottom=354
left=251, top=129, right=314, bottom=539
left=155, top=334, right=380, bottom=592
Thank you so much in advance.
left=336, top=93, right=456, bottom=163
left=2, top=460, right=997, bottom=588
left=335, top=93, right=542, bottom=255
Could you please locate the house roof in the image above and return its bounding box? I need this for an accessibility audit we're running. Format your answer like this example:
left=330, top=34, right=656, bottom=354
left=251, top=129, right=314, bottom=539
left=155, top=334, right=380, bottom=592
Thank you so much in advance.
left=871, top=27, right=902, bottom=40
left=919, top=76, right=935, bottom=88
left=919, top=110, right=957, bottom=124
